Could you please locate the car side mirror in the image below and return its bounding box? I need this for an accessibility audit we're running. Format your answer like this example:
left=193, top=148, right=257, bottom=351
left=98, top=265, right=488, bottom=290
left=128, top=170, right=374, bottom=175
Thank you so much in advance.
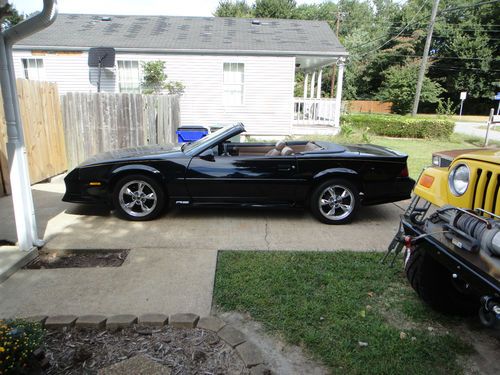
left=199, top=148, right=215, bottom=161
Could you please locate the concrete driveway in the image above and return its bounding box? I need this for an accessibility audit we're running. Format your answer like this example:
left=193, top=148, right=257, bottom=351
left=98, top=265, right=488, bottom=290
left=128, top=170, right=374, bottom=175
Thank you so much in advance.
left=0, top=178, right=405, bottom=318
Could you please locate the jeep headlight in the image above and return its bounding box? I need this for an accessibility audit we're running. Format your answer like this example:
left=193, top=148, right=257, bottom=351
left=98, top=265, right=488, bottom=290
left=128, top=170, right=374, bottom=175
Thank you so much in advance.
left=448, top=164, right=470, bottom=196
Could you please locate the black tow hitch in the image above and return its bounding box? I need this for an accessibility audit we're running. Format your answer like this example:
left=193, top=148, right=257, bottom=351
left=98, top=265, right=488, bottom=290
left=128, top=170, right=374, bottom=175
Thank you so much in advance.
left=479, top=296, right=500, bottom=328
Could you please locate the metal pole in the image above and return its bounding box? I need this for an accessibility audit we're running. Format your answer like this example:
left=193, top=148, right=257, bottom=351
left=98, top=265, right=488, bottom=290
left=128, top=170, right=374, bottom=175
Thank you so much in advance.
left=333, top=58, right=345, bottom=128
left=459, top=99, right=464, bottom=116
left=0, top=0, right=58, bottom=250
left=0, top=36, right=32, bottom=250
left=97, top=61, right=102, bottom=92
left=411, top=0, right=440, bottom=116
left=484, top=108, right=494, bottom=147
left=330, top=12, right=342, bottom=98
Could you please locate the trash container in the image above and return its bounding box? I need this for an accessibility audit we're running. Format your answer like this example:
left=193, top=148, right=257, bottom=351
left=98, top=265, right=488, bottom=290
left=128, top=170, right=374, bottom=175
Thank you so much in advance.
left=176, top=126, right=209, bottom=143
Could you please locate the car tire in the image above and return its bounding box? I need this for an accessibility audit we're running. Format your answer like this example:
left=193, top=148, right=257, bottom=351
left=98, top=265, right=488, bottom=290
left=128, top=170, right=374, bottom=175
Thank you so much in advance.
left=310, top=179, right=360, bottom=224
left=405, top=245, right=478, bottom=316
left=112, top=174, right=165, bottom=221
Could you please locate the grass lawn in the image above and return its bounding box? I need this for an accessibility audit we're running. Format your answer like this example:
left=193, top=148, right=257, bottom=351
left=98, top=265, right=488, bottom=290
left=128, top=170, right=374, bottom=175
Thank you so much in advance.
left=214, top=251, right=474, bottom=375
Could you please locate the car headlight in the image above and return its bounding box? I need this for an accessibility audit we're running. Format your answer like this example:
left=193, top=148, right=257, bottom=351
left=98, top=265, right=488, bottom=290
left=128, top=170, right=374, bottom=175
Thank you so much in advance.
left=448, top=164, right=470, bottom=196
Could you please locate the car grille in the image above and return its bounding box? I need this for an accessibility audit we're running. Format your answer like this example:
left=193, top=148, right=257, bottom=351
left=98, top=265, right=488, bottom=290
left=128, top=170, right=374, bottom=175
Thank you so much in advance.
left=471, top=167, right=500, bottom=215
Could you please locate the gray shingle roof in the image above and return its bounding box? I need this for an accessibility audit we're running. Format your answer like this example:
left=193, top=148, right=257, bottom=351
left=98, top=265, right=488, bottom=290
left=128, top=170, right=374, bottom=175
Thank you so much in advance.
left=15, top=14, right=346, bottom=56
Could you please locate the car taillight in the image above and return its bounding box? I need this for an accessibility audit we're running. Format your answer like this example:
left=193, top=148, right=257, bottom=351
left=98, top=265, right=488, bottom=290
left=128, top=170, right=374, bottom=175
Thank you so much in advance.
left=400, top=165, right=409, bottom=177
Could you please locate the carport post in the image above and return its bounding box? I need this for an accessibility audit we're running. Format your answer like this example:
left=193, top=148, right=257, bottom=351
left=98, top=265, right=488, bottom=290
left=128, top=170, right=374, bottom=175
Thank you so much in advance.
left=0, top=0, right=58, bottom=250
left=333, top=58, right=345, bottom=128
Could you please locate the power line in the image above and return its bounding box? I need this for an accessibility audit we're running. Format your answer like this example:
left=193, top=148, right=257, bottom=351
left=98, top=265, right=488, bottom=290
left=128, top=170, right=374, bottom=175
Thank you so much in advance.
left=439, top=0, right=500, bottom=13
left=354, top=0, right=500, bottom=54
left=359, top=0, right=431, bottom=57
left=353, top=1, right=431, bottom=52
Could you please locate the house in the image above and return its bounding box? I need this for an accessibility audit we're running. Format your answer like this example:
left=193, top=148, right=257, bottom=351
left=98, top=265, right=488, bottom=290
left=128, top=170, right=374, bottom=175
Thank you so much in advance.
left=12, top=14, right=348, bottom=136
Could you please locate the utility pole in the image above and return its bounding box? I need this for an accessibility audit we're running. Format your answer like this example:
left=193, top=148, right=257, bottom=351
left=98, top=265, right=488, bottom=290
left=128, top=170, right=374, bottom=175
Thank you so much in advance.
left=411, top=0, right=440, bottom=116
left=330, top=11, right=344, bottom=98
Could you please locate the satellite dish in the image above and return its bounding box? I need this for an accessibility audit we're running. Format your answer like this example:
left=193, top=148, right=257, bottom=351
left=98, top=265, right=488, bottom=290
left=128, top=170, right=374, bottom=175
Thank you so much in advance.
left=88, top=47, right=115, bottom=68
left=88, top=47, right=115, bottom=92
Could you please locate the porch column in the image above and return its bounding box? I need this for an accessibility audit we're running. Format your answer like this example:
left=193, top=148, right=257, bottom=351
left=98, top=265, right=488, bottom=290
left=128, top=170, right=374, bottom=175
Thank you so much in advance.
left=333, top=59, right=345, bottom=128
left=309, top=71, right=316, bottom=99
left=316, top=69, right=322, bottom=98
left=303, top=73, right=309, bottom=99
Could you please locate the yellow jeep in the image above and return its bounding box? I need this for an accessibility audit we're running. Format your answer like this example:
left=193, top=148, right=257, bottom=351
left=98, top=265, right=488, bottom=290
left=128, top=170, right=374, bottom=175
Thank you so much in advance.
left=386, top=148, right=500, bottom=327
left=415, top=149, right=500, bottom=213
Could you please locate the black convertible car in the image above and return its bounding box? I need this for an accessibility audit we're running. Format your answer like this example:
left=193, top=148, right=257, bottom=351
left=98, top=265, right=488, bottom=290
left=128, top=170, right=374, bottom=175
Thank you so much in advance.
left=63, top=123, right=415, bottom=224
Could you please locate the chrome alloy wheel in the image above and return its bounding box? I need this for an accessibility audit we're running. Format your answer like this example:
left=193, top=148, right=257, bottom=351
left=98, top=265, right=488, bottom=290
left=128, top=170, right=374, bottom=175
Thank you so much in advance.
left=118, top=180, right=157, bottom=218
left=318, top=184, right=355, bottom=221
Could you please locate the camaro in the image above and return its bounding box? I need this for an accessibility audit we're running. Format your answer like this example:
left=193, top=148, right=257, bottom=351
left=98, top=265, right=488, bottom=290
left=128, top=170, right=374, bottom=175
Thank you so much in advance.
left=63, top=123, right=415, bottom=224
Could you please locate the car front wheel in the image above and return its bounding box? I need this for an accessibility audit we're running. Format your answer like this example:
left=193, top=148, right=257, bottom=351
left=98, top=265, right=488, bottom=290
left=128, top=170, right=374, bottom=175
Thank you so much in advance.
left=310, top=179, right=360, bottom=224
left=113, top=174, right=165, bottom=221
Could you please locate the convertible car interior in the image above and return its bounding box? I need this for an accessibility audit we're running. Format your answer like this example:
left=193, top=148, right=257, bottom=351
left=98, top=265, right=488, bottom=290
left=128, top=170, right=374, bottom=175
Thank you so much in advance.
left=218, top=140, right=324, bottom=157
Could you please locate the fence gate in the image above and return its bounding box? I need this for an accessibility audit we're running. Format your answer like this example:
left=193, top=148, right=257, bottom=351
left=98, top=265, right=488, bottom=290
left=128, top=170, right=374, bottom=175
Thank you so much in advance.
left=0, top=79, right=67, bottom=196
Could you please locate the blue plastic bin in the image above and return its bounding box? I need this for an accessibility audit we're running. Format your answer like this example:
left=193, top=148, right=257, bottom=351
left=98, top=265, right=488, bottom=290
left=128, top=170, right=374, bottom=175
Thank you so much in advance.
left=176, top=126, right=209, bottom=143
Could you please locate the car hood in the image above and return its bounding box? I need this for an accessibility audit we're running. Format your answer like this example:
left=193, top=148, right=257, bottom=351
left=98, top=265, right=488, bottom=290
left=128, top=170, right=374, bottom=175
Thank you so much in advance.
left=79, top=144, right=181, bottom=166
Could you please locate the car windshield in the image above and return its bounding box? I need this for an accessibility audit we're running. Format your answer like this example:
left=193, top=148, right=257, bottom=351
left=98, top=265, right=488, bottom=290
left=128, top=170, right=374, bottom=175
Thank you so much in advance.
left=182, top=126, right=237, bottom=154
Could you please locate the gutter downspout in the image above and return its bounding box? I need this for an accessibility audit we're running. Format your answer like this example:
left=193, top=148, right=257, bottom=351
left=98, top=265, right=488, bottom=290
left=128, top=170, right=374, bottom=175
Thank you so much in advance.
left=0, top=0, right=58, bottom=250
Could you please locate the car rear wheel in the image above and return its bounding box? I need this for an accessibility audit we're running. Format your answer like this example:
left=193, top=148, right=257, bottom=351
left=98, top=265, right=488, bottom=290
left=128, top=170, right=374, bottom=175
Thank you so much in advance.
left=310, top=179, right=360, bottom=224
left=405, top=245, right=478, bottom=315
left=113, top=174, right=165, bottom=221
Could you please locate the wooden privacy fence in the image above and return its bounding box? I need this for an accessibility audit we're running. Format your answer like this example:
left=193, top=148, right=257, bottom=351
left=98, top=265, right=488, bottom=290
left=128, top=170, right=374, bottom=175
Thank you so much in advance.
left=0, top=79, right=67, bottom=196
left=61, top=93, right=180, bottom=168
left=347, top=100, right=393, bottom=114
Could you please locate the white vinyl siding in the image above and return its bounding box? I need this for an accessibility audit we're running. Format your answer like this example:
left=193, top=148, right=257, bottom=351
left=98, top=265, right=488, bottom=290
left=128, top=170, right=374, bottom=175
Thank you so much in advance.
left=13, top=50, right=295, bottom=135
left=223, top=62, right=244, bottom=106
left=117, top=60, right=141, bottom=93
left=22, top=58, right=46, bottom=80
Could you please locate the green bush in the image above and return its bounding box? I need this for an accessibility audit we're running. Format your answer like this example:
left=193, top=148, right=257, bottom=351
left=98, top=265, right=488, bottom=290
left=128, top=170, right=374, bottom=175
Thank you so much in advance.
left=0, top=319, right=45, bottom=374
left=342, top=114, right=455, bottom=139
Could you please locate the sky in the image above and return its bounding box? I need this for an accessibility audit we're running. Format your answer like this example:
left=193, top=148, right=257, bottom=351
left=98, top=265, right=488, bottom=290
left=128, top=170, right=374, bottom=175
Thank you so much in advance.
left=12, top=0, right=322, bottom=17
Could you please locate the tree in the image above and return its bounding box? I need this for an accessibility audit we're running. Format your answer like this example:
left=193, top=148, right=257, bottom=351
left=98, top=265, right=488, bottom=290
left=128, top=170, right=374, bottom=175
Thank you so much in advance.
left=254, top=0, right=296, bottom=19
left=376, top=61, right=444, bottom=114
left=0, top=2, right=23, bottom=31
left=214, top=1, right=253, bottom=17
left=141, top=61, right=185, bottom=95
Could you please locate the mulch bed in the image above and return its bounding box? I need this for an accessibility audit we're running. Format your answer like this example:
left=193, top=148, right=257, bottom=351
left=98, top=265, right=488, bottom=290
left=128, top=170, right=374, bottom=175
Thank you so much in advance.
left=43, top=325, right=250, bottom=374
left=24, top=250, right=129, bottom=269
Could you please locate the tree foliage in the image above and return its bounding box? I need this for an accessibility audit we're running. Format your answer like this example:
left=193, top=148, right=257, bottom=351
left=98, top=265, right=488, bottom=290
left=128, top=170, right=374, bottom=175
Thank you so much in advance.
left=142, top=61, right=185, bottom=95
left=0, top=2, right=23, bottom=31
left=214, top=1, right=253, bottom=17
left=376, top=62, right=444, bottom=114
left=213, top=0, right=499, bottom=114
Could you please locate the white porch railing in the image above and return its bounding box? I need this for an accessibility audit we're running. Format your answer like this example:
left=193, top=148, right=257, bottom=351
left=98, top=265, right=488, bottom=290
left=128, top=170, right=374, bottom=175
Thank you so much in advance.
left=293, top=97, right=337, bottom=126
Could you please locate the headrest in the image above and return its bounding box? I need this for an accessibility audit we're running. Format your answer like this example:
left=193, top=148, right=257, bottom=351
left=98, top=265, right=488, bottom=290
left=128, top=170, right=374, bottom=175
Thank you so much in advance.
left=281, top=146, right=294, bottom=156
left=266, top=149, right=281, bottom=156
left=275, top=140, right=286, bottom=151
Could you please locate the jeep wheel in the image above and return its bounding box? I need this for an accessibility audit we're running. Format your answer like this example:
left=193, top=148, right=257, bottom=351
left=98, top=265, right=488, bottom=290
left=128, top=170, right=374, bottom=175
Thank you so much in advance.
left=405, top=245, right=478, bottom=315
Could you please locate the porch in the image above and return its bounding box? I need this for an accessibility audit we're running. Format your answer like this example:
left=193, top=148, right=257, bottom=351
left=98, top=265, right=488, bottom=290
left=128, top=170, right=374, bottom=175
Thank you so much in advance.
left=292, top=56, right=346, bottom=132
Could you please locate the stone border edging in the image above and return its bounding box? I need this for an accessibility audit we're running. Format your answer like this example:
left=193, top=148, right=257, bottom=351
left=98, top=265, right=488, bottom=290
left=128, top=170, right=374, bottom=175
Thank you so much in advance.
left=20, top=313, right=269, bottom=374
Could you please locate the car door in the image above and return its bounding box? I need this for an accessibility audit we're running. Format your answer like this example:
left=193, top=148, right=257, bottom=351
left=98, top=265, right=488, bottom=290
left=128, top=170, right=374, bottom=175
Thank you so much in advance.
left=185, top=145, right=298, bottom=204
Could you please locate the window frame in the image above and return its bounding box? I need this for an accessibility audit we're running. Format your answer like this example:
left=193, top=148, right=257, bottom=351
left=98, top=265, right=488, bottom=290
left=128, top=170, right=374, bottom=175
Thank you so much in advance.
left=21, top=58, right=46, bottom=81
left=116, top=60, right=141, bottom=93
left=223, top=62, right=245, bottom=106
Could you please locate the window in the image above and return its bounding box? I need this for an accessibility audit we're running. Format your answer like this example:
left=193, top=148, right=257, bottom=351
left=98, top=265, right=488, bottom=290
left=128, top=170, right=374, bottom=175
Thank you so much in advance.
left=22, top=58, right=45, bottom=81
left=223, top=63, right=244, bottom=106
left=117, top=60, right=141, bottom=93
